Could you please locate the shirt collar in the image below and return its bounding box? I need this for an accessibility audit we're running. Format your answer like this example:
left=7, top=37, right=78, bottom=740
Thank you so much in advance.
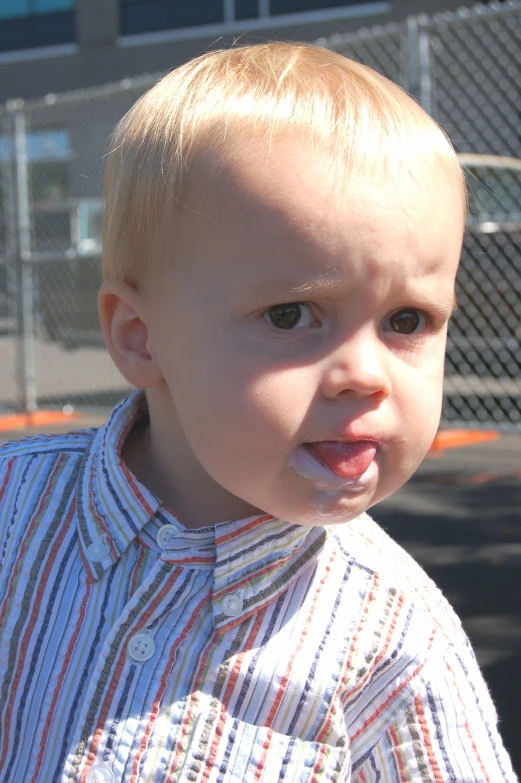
left=76, top=390, right=162, bottom=580
left=76, top=391, right=327, bottom=622
left=210, top=515, right=326, bottom=631
left=150, top=512, right=326, bottom=631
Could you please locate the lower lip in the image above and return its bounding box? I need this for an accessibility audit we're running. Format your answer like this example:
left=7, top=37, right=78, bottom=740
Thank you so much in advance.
left=287, top=443, right=378, bottom=492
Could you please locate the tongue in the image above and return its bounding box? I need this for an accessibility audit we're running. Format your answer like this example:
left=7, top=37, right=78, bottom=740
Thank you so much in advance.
left=310, top=441, right=376, bottom=479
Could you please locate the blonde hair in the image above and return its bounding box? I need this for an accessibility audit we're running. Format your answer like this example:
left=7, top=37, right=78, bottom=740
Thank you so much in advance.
left=102, top=41, right=464, bottom=283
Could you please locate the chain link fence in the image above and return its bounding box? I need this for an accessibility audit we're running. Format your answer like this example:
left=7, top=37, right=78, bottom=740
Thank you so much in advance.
left=0, top=78, right=158, bottom=415
left=0, top=0, right=520, bottom=428
left=323, top=1, right=521, bottom=430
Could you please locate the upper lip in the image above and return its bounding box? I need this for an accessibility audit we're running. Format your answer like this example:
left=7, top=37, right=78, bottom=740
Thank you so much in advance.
left=306, top=436, right=380, bottom=445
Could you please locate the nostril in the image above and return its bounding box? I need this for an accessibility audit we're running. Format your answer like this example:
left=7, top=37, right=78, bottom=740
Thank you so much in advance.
left=370, top=388, right=389, bottom=401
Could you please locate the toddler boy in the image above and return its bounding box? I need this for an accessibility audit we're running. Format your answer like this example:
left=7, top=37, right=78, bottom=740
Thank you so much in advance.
left=0, top=43, right=517, bottom=782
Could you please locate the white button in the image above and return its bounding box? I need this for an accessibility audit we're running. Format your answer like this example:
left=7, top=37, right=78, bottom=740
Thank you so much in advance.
left=222, top=592, right=243, bottom=617
left=156, top=524, right=179, bottom=549
left=86, top=765, right=115, bottom=783
left=86, top=541, right=110, bottom=562
left=128, top=632, right=156, bottom=662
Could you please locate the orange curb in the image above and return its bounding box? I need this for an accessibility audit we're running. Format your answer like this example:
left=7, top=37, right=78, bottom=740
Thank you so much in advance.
left=0, top=414, right=502, bottom=454
left=428, top=428, right=500, bottom=455
left=0, top=410, right=81, bottom=432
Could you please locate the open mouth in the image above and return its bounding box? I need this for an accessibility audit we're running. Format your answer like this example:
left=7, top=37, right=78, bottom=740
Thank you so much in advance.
left=307, top=440, right=377, bottom=480
left=288, top=440, right=378, bottom=491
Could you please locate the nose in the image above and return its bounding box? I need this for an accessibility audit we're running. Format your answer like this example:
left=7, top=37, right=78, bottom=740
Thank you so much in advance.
left=320, top=331, right=392, bottom=401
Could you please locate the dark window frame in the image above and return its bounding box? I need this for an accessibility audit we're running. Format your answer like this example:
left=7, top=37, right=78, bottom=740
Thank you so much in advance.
left=121, top=0, right=374, bottom=34
left=270, top=0, right=372, bottom=14
left=121, top=0, right=223, bottom=36
left=0, top=9, right=75, bottom=53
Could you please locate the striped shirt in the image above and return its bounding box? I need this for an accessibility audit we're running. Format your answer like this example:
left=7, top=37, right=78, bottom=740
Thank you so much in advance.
left=0, top=391, right=516, bottom=783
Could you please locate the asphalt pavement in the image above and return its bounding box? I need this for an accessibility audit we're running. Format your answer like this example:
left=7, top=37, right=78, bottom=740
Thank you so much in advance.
left=1, top=420, right=520, bottom=775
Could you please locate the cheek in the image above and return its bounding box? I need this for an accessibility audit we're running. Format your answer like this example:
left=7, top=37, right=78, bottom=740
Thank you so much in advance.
left=405, top=370, right=443, bottom=415
left=406, top=388, right=443, bottom=464
left=241, top=363, right=319, bottom=435
left=180, top=360, right=313, bottom=455
left=394, top=349, right=446, bottom=433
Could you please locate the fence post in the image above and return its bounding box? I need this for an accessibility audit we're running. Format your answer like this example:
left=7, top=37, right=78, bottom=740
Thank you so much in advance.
left=406, top=14, right=432, bottom=114
left=406, top=15, right=420, bottom=103
left=417, top=15, right=432, bottom=116
left=7, top=100, right=37, bottom=414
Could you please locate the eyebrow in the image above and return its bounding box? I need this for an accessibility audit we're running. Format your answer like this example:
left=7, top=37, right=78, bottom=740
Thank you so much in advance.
left=288, top=276, right=346, bottom=297
left=290, top=279, right=460, bottom=315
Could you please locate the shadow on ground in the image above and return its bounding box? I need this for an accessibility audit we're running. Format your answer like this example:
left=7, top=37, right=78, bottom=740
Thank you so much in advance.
left=374, top=475, right=521, bottom=776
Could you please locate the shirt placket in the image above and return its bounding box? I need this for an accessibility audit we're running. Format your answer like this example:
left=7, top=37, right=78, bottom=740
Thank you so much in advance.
left=63, top=547, right=213, bottom=783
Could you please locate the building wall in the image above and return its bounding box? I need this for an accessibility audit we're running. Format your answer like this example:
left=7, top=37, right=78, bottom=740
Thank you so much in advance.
left=0, top=0, right=480, bottom=103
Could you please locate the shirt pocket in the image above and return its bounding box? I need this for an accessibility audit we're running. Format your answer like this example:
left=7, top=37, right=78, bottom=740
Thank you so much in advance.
left=175, top=713, right=351, bottom=783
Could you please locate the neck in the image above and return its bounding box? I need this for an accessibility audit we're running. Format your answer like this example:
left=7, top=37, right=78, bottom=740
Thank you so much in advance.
left=122, top=389, right=262, bottom=529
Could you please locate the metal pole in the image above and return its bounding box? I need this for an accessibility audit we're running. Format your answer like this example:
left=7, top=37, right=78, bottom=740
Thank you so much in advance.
left=418, top=15, right=432, bottom=116
left=9, top=100, right=37, bottom=413
left=258, top=0, right=269, bottom=19
left=223, top=0, right=235, bottom=23
left=406, top=15, right=421, bottom=104
left=407, top=14, right=433, bottom=114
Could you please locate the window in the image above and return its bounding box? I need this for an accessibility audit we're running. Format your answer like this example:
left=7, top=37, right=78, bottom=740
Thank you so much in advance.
left=121, top=0, right=373, bottom=34
left=0, top=129, right=72, bottom=204
left=0, top=129, right=72, bottom=254
left=122, top=0, right=223, bottom=35
left=270, top=0, right=371, bottom=13
left=0, top=0, right=75, bottom=52
left=235, top=0, right=258, bottom=20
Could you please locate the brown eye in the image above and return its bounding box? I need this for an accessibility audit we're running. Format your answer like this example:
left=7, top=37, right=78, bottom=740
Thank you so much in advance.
left=389, top=309, right=422, bottom=334
left=263, top=303, right=313, bottom=330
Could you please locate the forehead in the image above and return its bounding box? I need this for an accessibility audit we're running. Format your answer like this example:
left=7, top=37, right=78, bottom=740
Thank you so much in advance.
left=188, top=132, right=462, bottom=229
left=170, top=134, right=464, bottom=297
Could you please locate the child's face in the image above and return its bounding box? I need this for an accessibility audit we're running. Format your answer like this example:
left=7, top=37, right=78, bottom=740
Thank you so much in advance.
left=143, top=136, right=464, bottom=526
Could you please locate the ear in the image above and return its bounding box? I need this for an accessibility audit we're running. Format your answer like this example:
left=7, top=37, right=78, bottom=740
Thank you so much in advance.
left=98, top=278, right=162, bottom=388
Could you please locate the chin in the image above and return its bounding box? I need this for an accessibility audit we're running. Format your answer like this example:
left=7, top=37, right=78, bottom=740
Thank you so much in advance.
left=276, top=496, right=372, bottom=527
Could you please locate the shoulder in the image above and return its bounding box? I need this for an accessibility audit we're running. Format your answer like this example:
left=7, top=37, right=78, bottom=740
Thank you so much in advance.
left=0, top=427, right=95, bottom=463
left=328, top=515, right=472, bottom=731
left=330, top=511, right=463, bottom=644
left=0, top=427, right=98, bottom=577
left=0, top=428, right=96, bottom=526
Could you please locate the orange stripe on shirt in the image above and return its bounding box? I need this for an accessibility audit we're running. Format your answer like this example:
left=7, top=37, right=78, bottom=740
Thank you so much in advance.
left=1, top=490, right=72, bottom=762
left=389, top=723, right=408, bottom=783
left=351, top=659, right=426, bottom=743
left=215, top=515, right=273, bottom=545
left=414, top=693, right=444, bottom=783
left=0, top=455, right=66, bottom=632
left=0, top=457, right=14, bottom=502
left=201, top=608, right=269, bottom=783
left=254, top=726, right=273, bottom=783
left=266, top=554, right=334, bottom=730
left=165, top=625, right=224, bottom=782
left=31, top=580, right=93, bottom=783
left=350, top=627, right=437, bottom=743
left=444, top=657, right=491, bottom=783
left=81, top=567, right=185, bottom=782
left=322, top=585, right=406, bottom=741
left=129, top=589, right=211, bottom=783
left=212, top=553, right=293, bottom=601
left=316, top=573, right=380, bottom=743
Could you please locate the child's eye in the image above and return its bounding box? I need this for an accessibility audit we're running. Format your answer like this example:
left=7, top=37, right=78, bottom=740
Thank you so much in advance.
left=263, top=302, right=315, bottom=330
left=384, top=308, right=427, bottom=335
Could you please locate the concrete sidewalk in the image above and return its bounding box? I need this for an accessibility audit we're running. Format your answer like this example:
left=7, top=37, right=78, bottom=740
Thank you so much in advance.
left=1, top=418, right=520, bottom=774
